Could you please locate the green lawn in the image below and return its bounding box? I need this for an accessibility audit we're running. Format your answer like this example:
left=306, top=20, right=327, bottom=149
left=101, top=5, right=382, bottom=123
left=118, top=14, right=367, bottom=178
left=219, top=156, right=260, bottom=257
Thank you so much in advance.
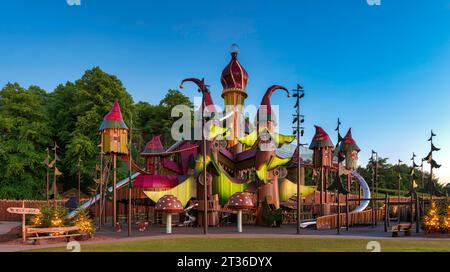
left=27, top=237, right=450, bottom=252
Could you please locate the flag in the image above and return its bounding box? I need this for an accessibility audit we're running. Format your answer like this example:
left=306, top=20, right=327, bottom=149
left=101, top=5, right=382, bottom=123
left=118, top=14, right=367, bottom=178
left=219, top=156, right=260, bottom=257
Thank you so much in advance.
left=412, top=180, right=418, bottom=189
left=48, top=159, right=56, bottom=168
left=423, top=152, right=432, bottom=162
left=430, top=159, right=441, bottom=169
left=55, top=167, right=63, bottom=176
left=431, top=143, right=440, bottom=152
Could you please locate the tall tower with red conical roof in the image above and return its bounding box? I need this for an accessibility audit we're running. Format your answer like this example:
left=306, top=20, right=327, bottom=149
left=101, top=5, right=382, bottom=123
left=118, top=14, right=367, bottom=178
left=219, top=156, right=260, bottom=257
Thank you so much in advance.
left=221, top=44, right=248, bottom=154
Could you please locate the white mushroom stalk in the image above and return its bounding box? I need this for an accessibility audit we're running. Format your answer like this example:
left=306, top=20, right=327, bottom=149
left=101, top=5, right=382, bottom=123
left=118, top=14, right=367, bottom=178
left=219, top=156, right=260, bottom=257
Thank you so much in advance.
left=227, top=192, right=254, bottom=233
left=155, top=195, right=183, bottom=234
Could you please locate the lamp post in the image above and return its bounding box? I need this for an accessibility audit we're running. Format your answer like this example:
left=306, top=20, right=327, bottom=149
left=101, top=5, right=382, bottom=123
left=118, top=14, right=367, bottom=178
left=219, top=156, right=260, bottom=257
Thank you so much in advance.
left=180, top=78, right=210, bottom=235
left=292, top=84, right=305, bottom=234
left=371, top=150, right=378, bottom=227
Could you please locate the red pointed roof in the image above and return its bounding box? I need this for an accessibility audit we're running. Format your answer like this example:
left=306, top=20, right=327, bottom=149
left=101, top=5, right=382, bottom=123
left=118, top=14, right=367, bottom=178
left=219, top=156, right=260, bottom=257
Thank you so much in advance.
left=99, top=100, right=128, bottom=130
left=142, top=135, right=165, bottom=154
left=221, top=45, right=248, bottom=95
left=338, top=128, right=360, bottom=152
left=309, top=126, right=334, bottom=149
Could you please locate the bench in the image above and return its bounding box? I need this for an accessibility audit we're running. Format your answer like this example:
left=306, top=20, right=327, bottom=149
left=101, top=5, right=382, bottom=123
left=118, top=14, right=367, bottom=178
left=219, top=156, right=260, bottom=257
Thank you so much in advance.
left=390, top=223, right=415, bottom=237
left=25, top=226, right=81, bottom=245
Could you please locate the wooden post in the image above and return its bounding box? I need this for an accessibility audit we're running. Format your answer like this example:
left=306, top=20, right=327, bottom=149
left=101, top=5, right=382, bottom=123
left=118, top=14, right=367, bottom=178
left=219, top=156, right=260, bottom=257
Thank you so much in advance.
left=336, top=190, right=340, bottom=235
left=202, top=92, right=208, bottom=234
left=77, top=156, right=81, bottom=207
left=384, top=194, right=388, bottom=232
left=46, top=148, right=50, bottom=203
left=374, top=153, right=378, bottom=226
left=128, top=115, right=133, bottom=237
left=415, top=194, right=420, bottom=233
left=99, top=133, right=104, bottom=229
left=325, top=168, right=329, bottom=203
left=113, top=153, right=117, bottom=227
left=21, top=201, right=26, bottom=244
left=53, top=142, right=58, bottom=208
left=320, top=167, right=323, bottom=214
left=345, top=174, right=349, bottom=231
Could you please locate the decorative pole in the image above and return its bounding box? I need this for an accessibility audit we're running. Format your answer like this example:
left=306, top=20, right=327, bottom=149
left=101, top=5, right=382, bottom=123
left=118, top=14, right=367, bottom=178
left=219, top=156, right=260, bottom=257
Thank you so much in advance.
left=52, top=142, right=60, bottom=208
left=333, top=118, right=344, bottom=234
left=410, top=153, right=419, bottom=228
left=292, top=84, right=305, bottom=234
left=128, top=114, right=133, bottom=237
left=77, top=156, right=81, bottom=207
left=397, top=159, right=402, bottom=224
left=45, top=147, right=50, bottom=203
left=99, top=134, right=104, bottom=229
left=397, top=159, right=402, bottom=202
left=180, top=78, right=211, bottom=235
left=371, top=150, right=378, bottom=227
left=423, top=130, right=441, bottom=203
left=339, top=128, right=359, bottom=230
left=112, top=152, right=117, bottom=227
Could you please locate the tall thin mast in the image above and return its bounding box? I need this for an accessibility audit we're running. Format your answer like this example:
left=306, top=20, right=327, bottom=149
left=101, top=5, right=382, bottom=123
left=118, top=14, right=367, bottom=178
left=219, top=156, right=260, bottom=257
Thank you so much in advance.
left=292, top=84, right=305, bottom=234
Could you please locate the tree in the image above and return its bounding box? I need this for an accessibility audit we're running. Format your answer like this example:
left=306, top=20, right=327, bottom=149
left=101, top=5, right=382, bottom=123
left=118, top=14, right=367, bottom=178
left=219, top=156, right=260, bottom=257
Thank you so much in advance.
left=135, top=90, right=193, bottom=148
left=49, top=67, right=135, bottom=192
left=0, top=83, right=52, bottom=199
left=422, top=202, right=441, bottom=233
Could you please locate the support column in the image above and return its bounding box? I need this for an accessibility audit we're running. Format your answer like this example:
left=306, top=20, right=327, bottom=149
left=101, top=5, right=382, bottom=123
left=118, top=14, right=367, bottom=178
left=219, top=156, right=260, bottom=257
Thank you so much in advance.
left=113, top=153, right=117, bottom=227
left=237, top=210, right=243, bottom=233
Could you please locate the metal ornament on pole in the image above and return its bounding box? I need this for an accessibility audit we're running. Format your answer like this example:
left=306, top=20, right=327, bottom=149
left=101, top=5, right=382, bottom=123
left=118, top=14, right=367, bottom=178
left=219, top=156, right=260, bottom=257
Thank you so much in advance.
left=292, top=84, right=305, bottom=234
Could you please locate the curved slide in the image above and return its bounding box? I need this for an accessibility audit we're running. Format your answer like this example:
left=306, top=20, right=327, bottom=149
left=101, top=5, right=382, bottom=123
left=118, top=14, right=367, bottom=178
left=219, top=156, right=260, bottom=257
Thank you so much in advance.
left=299, top=171, right=371, bottom=228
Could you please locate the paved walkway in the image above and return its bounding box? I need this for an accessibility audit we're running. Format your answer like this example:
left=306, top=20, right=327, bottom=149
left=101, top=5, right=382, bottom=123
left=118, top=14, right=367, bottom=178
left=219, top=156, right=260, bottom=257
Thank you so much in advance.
left=1, top=223, right=447, bottom=252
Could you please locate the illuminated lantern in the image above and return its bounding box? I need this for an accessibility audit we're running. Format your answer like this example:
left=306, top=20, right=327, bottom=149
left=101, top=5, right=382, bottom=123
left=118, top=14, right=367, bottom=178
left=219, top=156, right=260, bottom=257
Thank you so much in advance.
left=338, top=128, right=360, bottom=170
left=309, top=126, right=334, bottom=168
left=99, top=100, right=129, bottom=155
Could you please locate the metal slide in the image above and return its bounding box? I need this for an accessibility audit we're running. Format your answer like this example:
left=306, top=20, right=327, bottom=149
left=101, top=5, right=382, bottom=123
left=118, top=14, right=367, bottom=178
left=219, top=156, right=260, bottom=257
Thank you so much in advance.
left=299, top=171, right=371, bottom=228
left=67, top=172, right=141, bottom=219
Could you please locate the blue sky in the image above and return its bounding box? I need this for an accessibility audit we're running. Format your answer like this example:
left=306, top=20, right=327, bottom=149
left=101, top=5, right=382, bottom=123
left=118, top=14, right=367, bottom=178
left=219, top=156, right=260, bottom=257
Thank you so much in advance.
left=1, top=0, right=450, bottom=183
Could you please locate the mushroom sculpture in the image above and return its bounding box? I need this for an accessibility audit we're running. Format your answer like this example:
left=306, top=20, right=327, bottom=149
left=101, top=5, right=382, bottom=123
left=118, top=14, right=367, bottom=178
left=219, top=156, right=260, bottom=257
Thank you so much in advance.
left=227, top=192, right=254, bottom=233
left=155, top=195, right=183, bottom=234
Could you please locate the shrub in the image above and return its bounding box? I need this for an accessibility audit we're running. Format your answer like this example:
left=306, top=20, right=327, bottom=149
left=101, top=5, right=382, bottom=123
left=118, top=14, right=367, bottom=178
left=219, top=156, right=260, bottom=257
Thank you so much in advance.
left=72, top=208, right=95, bottom=234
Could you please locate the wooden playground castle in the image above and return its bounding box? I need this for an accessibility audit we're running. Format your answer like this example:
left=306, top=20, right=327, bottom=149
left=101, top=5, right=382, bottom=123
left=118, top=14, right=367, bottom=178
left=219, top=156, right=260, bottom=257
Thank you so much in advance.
left=68, top=46, right=434, bottom=236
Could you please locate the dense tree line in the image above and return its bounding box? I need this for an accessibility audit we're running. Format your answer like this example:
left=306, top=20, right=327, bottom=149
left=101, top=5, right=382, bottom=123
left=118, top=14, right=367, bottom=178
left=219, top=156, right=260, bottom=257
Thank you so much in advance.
left=357, top=157, right=449, bottom=197
left=0, top=67, right=447, bottom=199
left=0, top=67, right=192, bottom=199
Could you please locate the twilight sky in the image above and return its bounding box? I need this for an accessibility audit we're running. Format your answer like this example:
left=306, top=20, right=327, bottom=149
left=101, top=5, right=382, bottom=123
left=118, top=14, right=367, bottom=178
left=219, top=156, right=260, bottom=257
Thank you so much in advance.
left=1, top=0, right=450, bottom=183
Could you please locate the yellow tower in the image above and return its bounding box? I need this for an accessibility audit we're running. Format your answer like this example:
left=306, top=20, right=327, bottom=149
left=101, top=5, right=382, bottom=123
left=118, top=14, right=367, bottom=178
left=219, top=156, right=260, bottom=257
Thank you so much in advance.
left=221, top=44, right=248, bottom=154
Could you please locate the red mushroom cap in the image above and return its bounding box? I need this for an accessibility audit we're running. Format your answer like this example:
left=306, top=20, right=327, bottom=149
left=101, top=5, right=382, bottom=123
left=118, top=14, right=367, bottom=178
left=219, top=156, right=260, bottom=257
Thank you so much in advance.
left=227, top=192, right=254, bottom=210
left=154, top=195, right=183, bottom=213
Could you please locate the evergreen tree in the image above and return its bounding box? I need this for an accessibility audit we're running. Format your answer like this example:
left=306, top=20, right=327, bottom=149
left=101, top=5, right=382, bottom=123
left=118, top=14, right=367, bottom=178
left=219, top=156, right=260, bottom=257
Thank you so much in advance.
left=0, top=83, right=52, bottom=199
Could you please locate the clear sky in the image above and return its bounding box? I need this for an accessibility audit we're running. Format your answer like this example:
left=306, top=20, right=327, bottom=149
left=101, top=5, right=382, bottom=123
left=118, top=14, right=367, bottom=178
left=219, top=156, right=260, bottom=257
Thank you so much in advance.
left=1, top=0, right=450, bottom=183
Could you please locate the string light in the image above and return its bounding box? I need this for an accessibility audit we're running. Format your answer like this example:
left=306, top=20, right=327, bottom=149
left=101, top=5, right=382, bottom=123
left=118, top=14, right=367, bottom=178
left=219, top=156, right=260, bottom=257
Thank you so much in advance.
left=423, top=202, right=441, bottom=233
left=442, top=205, right=450, bottom=233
